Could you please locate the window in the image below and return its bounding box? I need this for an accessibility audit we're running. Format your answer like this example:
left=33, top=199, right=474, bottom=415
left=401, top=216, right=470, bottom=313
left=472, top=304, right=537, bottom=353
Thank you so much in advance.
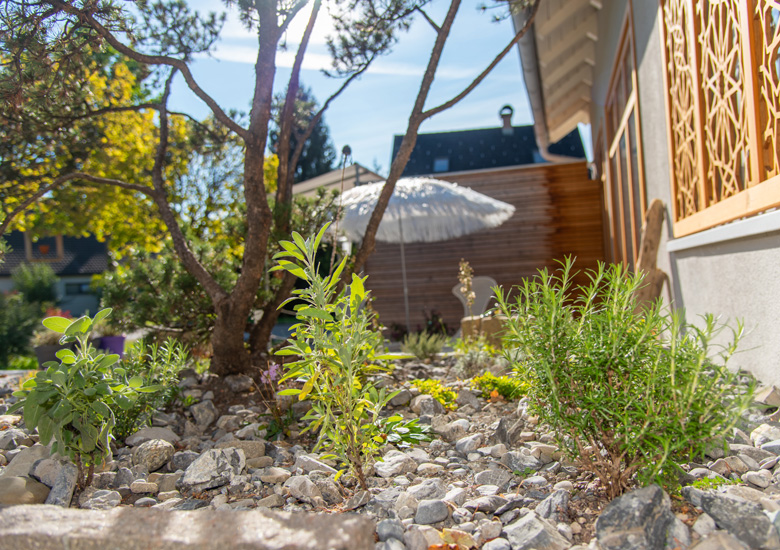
left=660, top=0, right=780, bottom=237
left=433, top=157, right=450, bottom=172
left=24, top=234, right=64, bottom=262
left=65, top=283, right=92, bottom=295
left=601, top=10, right=645, bottom=269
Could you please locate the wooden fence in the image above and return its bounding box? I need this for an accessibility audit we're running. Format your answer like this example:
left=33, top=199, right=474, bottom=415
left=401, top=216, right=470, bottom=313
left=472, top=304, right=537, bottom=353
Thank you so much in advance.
left=363, top=160, right=605, bottom=334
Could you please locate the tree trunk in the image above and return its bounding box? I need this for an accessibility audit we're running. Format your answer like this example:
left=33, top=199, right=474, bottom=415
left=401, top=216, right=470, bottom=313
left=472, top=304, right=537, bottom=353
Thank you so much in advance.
left=209, top=298, right=253, bottom=377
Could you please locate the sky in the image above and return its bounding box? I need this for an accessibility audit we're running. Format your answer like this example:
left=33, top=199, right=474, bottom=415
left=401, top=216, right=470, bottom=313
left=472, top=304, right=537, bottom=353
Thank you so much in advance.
left=167, top=1, right=549, bottom=175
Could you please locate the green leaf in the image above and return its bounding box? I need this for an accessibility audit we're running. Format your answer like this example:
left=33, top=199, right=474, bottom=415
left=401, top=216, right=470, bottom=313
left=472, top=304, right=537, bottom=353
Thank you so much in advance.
left=313, top=222, right=331, bottom=251
left=96, top=355, right=120, bottom=370
left=291, top=231, right=307, bottom=253
left=37, top=414, right=54, bottom=445
left=114, top=394, right=134, bottom=411
left=297, top=308, right=333, bottom=322
left=42, top=316, right=71, bottom=334
left=92, top=308, right=112, bottom=325
left=277, top=388, right=302, bottom=396
left=136, top=384, right=164, bottom=393
left=90, top=401, right=112, bottom=419
left=128, top=376, right=143, bottom=388
left=299, top=379, right=314, bottom=401
left=277, top=261, right=307, bottom=280
left=65, top=317, right=90, bottom=336
left=55, top=348, right=76, bottom=362
left=51, top=371, right=67, bottom=386
left=84, top=387, right=97, bottom=397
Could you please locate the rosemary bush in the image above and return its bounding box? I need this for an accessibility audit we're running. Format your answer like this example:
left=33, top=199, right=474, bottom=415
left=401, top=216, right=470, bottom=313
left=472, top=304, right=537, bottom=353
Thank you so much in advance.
left=274, top=224, right=429, bottom=489
left=496, top=259, right=753, bottom=498
left=401, top=331, right=448, bottom=362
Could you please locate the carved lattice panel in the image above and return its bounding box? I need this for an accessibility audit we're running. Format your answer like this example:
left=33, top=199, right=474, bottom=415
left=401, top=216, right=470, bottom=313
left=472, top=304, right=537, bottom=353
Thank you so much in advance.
left=663, top=0, right=700, bottom=221
left=698, top=0, right=750, bottom=201
left=756, top=2, right=780, bottom=179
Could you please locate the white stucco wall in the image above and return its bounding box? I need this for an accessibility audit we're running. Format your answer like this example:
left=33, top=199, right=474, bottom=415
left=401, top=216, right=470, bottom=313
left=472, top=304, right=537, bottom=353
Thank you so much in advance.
left=590, top=0, right=780, bottom=385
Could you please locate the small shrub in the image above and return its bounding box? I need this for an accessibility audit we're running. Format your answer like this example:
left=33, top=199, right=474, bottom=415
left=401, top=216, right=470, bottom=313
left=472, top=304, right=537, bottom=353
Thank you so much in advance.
left=411, top=379, right=458, bottom=410
left=10, top=309, right=156, bottom=487
left=0, top=292, right=40, bottom=368
left=274, top=224, right=430, bottom=489
left=111, top=338, right=189, bottom=441
left=402, top=331, right=448, bottom=362
left=453, top=335, right=506, bottom=378
left=472, top=372, right=525, bottom=400
left=496, top=259, right=754, bottom=499
left=12, top=263, right=57, bottom=305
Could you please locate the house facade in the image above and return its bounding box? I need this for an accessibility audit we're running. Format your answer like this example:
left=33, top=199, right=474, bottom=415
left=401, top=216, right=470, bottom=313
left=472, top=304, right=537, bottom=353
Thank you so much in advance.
left=0, top=232, right=108, bottom=316
left=516, top=0, right=780, bottom=384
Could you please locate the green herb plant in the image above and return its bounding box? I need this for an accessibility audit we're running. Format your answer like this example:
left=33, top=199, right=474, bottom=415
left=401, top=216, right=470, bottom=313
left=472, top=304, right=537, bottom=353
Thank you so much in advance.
left=273, top=224, right=430, bottom=490
left=496, top=258, right=754, bottom=499
left=471, top=372, right=526, bottom=400
left=411, top=378, right=458, bottom=411
left=10, top=309, right=160, bottom=488
left=401, top=331, right=449, bottom=362
left=111, top=338, right=189, bottom=441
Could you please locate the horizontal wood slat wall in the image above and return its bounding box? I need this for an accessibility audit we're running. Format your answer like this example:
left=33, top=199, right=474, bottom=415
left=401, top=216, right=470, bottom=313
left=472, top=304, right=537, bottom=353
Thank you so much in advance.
left=363, top=161, right=605, bottom=333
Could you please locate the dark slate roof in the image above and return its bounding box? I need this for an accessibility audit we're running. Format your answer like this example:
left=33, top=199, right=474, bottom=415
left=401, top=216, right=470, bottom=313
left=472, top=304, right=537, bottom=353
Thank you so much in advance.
left=392, top=125, right=585, bottom=177
left=0, top=232, right=108, bottom=277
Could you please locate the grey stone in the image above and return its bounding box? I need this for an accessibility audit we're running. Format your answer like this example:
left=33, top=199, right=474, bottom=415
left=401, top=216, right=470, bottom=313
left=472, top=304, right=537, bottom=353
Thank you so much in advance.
left=283, top=475, right=323, bottom=506
left=389, top=389, right=412, bottom=407
left=256, top=494, right=285, bottom=508
left=134, top=497, right=157, bottom=507
left=700, top=491, right=780, bottom=549
left=501, top=451, right=541, bottom=473
left=224, top=374, right=254, bottom=393
left=729, top=443, right=776, bottom=463
left=495, top=417, right=525, bottom=447
left=455, top=434, right=483, bottom=454
left=292, top=455, right=337, bottom=475
left=258, top=467, right=291, bottom=484
left=215, top=415, right=242, bottom=432
left=190, top=400, right=219, bottom=429
left=456, top=389, right=481, bottom=410
left=753, top=424, right=780, bottom=447
left=80, top=490, right=122, bottom=510
left=596, top=485, right=675, bottom=550
left=375, top=451, right=418, bottom=478
left=463, top=495, right=509, bottom=513
left=692, top=512, right=717, bottom=538
left=31, top=457, right=65, bottom=487
left=133, top=439, right=175, bottom=472
left=404, top=525, right=445, bottom=550
left=130, top=480, right=159, bottom=494
left=0, top=476, right=50, bottom=505
left=0, top=504, right=374, bottom=549
left=444, top=488, right=468, bottom=507
left=690, top=532, right=750, bottom=550
left=743, top=469, right=771, bottom=488
left=411, top=395, right=445, bottom=416
left=504, top=512, right=570, bottom=550
left=170, top=498, right=210, bottom=510
left=667, top=517, right=691, bottom=550
left=178, top=448, right=246, bottom=492
left=407, top=478, right=448, bottom=501
left=156, top=472, right=183, bottom=493
left=215, top=440, right=266, bottom=459
left=535, top=489, right=570, bottom=523
left=483, top=538, right=512, bottom=550
left=125, top=427, right=180, bottom=446
left=415, top=499, right=449, bottom=525
left=344, top=490, right=372, bottom=511
left=112, top=467, right=135, bottom=488
left=0, top=428, right=31, bottom=450
left=474, top=467, right=512, bottom=489
left=377, top=518, right=405, bottom=542
left=761, top=439, right=780, bottom=454
left=43, top=461, right=77, bottom=507
left=520, top=475, right=549, bottom=489
left=170, top=450, right=200, bottom=472
left=0, top=444, right=50, bottom=479
left=376, top=539, right=406, bottom=550
left=311, top=476, right=343, bottom=505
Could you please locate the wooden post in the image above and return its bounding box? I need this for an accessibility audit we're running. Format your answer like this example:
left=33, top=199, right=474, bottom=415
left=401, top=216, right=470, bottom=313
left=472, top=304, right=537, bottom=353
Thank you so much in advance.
left=634, top=199, right=669, bottom=310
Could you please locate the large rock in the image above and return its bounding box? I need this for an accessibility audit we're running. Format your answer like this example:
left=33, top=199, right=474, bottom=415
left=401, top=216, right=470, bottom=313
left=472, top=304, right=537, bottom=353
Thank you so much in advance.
left=0, top=445, right=50, bottom=479
left=699, top=491, right=780, bottom=549
left=178, top=448, right=246, bottom=492
left=503, top=512, right=570, bottom=550
left=0, top=504, right=374, bottom=550
left=595, top=485, right=675, bottom=550
left=291, top=454, right=336, bottom=474
left=0, top=428, right=31, bottom=450
left=0, top=476, right=50, bottom=506
left=283, top=476, right=323, bottom=506
left=215, top=440, right=266, bottom=460
left=407, top=478, right=448, bottom=501
left=691, top=532, right=750, bottom=550
left=133, top=439, right=175, bottom=472
left=125, top=427, right=180, bottom=446
left=190, top=400, right=219, bottom=429
left=374, top=450, right=418, bottom=478
left=535, top=490, right=570, bottom=523
left=43, top=461, right=78, bottom=507
left=414, top=499, right=449, bottom=525
left=751, top=424, right=780, bottom=447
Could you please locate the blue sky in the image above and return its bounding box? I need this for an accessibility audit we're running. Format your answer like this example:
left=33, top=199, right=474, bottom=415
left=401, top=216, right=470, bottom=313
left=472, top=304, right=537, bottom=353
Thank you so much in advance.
left=168, top=1, right=544, bottom=174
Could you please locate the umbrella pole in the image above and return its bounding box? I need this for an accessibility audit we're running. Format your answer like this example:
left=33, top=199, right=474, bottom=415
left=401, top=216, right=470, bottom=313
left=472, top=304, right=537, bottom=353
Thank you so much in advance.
left=398, top=218, right=411, bottom=334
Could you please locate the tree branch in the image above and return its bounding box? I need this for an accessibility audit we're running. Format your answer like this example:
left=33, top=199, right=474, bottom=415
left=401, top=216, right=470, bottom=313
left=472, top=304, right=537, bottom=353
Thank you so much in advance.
left=415, top=8, right=440, bottom=32
left=421, top=0, right=540, bottom=120
left=49, top=0, right=248, bottom=140
left=278, top=0, right=311, bottom=35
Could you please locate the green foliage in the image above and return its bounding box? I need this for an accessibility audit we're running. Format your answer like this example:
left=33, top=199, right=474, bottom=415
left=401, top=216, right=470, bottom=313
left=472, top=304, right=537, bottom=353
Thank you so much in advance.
left=411, top=379, right=458, bottom=411
left=496, top=259, right=754, bottom=499
left=11, top=263, right=57, bottom=305
left=0, top=292, right=41, bottom=368
left=472, top=372, right=525, bottom=400
left=7, top=355, right=37, bottom=370
left=9, top=309, right=157, bottom=487
left=453, top=335, right=506, bottom=378
left=274, top=224, right=430, bottom=489
left=690, top=476, right=737, bottom=491
left=401, top=331, right=449, bottom=362
left=111, top=338, right=189, bottom=441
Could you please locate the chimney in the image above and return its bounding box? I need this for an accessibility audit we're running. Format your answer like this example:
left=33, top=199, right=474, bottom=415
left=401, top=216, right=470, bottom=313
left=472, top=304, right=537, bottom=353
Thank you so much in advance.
left=500, top=105, right=514, bottom=136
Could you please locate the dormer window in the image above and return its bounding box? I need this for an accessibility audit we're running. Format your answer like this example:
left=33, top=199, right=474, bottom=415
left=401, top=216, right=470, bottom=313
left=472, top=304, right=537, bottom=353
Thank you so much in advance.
left=24, top=233, right=64, bottom=262
left=433, top=157, right=449, bottom=173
